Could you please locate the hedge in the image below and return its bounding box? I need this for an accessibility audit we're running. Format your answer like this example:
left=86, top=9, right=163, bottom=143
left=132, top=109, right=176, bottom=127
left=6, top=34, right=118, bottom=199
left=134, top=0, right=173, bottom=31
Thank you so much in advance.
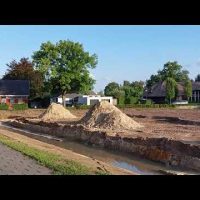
left=118, top=96, right=125, bottom=105
left=0, top=104, right=9, bottom=110
left=0, top=103, right=28, bottom=110
left=117, top=104, right=176, bottom=109
left=13, top=104, right=28, bottom=110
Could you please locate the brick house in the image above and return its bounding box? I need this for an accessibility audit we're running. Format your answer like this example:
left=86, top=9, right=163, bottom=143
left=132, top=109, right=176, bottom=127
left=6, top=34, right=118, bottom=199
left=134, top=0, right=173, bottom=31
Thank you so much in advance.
left=0, top=80, right=30, bottom=105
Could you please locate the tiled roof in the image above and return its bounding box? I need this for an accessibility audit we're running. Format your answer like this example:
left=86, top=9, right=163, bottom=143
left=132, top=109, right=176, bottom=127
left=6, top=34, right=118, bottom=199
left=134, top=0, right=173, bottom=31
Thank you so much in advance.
left=0, top=80, right=30, bottom=96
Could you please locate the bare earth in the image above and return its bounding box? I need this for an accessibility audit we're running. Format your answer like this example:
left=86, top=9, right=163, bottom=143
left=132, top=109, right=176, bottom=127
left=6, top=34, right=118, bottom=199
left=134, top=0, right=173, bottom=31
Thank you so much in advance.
left=0, top=142, right=52, bottom=175
left=2, top=108, right=200, bottom=144
left=0, top=127, right=135, bottom=175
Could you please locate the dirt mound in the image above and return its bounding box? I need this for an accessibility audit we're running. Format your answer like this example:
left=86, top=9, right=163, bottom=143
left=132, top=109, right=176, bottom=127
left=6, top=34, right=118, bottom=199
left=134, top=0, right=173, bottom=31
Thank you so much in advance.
left=39, top=103, right=76, bottom=121
left=80, top=101, right=143, bottom=131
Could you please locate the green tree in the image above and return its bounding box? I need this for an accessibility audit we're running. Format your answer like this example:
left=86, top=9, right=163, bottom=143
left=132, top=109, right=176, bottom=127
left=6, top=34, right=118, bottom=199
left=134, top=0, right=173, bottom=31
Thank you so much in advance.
left=104, top=82, right=120, bottom=97
left=165, top=77, right=177, bottom=104
left=3, top=58, right=43, bottom=98
left=146, top=61, right=190, bottom=88
left=184, top=79, right=192, bottom=101
left=32, top=40, right=98, bottom=106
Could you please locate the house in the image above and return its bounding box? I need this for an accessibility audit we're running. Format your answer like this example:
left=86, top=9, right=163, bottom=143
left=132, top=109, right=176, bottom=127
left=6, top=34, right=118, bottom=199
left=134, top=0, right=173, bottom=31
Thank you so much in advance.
left=143, top=81, right=200, bottom=103
left=0, top=80, right=30, bottom=105
left=143, top=81, right=186, bottom=103
left=191, top=81, right=200, bottom=102
left=51, top=93, right=80, bottom=105
left=74, top=94, right=113, bottom=106
left=51, top=91, right=114, bottom=106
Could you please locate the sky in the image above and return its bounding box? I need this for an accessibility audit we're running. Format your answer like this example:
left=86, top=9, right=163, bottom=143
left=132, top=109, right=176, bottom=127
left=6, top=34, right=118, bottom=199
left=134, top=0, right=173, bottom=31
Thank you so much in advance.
left=0, top=25, right=200, bottom=92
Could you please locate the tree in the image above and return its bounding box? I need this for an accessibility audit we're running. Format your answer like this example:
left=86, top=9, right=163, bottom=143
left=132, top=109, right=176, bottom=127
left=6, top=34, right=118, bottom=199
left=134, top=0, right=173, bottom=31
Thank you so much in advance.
left=195, top=74, right=200, bottom=82
left=104, top=82, right=120, bottom=97
left=97, top=90, right=104, bottom=96
left=165, top=77, right=177, bottom=104
left=3, top=58, right=43, bottom=98
left=32, top=40, right=98, bottom=106
left=146, top=61, right=190, bottom=88
left=184, top=79, right=192, bottom=101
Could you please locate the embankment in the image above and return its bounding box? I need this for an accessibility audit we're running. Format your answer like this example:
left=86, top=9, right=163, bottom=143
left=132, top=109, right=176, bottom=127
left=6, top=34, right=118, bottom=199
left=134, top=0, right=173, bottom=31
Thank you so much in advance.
left=5, top=118, right=200, bottom=172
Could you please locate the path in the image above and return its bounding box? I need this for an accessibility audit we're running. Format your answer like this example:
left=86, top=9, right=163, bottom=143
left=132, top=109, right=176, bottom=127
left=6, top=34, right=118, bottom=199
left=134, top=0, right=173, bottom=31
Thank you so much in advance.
left=0, top=142, right=52, bottom=175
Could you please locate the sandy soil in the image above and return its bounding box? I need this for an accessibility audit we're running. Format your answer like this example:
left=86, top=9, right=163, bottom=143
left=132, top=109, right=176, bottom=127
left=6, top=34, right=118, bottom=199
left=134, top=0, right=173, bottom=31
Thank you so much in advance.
left=2, top=107, right=200, bottom=144
left=0, top=127, right=135, bottom=175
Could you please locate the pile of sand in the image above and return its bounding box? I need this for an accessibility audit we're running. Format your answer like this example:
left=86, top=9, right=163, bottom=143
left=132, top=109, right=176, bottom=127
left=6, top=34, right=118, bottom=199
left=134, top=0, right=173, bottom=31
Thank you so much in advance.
left=80, top=101, right=143, bottom=131
left=39, top=103, right=76, bottom=121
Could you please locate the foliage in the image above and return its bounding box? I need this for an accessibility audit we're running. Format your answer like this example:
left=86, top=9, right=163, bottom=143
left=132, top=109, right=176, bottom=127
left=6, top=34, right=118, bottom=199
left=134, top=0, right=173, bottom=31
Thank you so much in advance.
left=146, top=61, right=190, bottom=88
left=104, top=82, right=120, bottom=97
left=3, top=58, right=43, bottom=98
left=0, top=104, right=9, bottom=110
left=13, top=103, right=28, bottom=110
left=104, top=80, right=144, bottom=104
left=32, top=40, right=98, bottom=106
left=125, top=97, right=138, bottom=104
left=184, top=79, right=192, bottom=99
left=117, top=104, right=175, bottom=109
left=118, top=95, right=125, bottom=105
left=0, top=135, right=107, bottom=175
left=165, top=77, right=177, bottom=104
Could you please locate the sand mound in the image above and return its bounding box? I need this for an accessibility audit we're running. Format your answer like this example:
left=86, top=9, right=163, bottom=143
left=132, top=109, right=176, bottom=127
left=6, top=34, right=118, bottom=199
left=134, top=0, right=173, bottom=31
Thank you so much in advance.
left=40, top=103, right=76, bottom=121
left=80, top=101, right=143, bottom=131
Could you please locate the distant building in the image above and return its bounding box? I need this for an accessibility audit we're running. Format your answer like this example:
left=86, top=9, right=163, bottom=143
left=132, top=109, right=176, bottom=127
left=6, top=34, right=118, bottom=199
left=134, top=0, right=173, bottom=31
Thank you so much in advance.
left=0, top=80, right=29, bottom=105
left=143, top=81, right=200, bottom=103
left=51, top=91, right=114, bottom=106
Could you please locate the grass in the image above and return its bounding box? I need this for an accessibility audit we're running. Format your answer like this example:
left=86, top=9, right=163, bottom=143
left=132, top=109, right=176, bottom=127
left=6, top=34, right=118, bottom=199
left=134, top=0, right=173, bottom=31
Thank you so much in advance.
left=0, top=134, right=109, bottom=175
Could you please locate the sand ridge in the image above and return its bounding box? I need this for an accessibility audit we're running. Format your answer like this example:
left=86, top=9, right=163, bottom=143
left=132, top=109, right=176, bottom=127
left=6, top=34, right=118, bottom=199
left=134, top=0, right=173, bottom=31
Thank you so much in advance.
left=80, top=101, right=143, bottom=131
left=39, top=103, right=76, bottom=121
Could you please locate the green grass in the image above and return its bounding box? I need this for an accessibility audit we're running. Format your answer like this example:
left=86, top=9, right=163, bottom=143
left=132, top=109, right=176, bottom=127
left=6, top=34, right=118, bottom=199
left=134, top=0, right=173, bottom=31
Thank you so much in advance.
left=0, top=135, right=109, bottom=175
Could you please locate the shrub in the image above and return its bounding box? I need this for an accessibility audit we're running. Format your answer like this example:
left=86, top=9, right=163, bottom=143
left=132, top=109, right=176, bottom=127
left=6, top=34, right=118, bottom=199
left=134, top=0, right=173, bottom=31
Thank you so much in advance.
left=13, top=103, right=28, bottom=110
left=118, top=96, right=125, bottom=105
left=0, top=104, right=9, bottom=110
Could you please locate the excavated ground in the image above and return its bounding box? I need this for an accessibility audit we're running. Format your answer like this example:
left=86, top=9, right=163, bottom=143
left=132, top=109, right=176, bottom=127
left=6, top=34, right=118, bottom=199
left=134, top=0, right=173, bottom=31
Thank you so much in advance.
left=2, top=107, right=200, bottom=172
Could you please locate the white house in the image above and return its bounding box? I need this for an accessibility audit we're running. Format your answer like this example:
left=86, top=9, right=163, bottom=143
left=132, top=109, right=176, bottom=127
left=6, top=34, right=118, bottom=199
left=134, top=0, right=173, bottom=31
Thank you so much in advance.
left=74, top=94, right=113, bottom=106
left=51, top=92, right=114, bottom=106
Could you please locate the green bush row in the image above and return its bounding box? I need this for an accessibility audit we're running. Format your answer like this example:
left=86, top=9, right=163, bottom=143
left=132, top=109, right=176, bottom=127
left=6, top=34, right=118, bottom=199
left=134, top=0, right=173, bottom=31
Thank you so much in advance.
left=13, top=104, right=28, bottom=110
left=117, top=104, right=175, bottom=109
left=0, top=103, right=28, bottom=110
left=0, top=104, right=9, bottom=110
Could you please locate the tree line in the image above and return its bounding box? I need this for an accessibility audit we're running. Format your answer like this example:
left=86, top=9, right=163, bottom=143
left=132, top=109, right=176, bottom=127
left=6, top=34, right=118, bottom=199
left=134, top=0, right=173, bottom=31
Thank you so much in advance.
left=104, top=61, right=200, bottom=104
left=2, top=39, right=200, bottom=105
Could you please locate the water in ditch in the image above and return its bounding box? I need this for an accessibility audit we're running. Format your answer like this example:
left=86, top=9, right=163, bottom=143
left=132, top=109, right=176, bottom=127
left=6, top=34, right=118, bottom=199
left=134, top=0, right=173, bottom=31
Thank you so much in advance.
left=0, top=123, right=197, bottom=175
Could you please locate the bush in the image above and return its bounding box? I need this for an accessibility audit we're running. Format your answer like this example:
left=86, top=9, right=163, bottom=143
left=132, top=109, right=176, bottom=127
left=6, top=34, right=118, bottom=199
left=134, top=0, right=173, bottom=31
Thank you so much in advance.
left=13, top=103, right=28, bottom=110
left=116, top=103, right=175, bottom=109
left=118, top=96, right=125, bottom=105
left=129, top=97, right=138, bottom=104
left=0, top=104, right=9, bottom=110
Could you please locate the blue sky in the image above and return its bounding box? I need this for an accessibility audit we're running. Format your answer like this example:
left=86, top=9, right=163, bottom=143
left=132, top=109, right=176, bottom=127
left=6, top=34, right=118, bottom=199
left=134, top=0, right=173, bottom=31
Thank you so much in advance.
left=0, top=25, right=200, bottom=92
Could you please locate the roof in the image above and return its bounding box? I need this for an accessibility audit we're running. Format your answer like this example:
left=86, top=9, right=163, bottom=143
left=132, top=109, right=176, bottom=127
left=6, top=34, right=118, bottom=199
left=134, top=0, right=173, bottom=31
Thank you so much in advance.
left=192, top=82, right=200, bottom=91
left=144, top=81, right=185, bottom=98
left=0, top=80, right=30, bottom=96
left=54, top=91, right=97, bottom=98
